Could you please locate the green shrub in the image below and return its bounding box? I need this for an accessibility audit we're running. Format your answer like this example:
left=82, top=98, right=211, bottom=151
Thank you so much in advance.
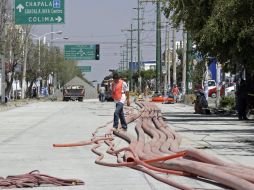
left=219, top=96, right=235, bottom=110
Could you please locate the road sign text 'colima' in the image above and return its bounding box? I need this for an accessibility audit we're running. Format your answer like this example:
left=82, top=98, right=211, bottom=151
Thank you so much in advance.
left=28, top=16, right=55, bottom=23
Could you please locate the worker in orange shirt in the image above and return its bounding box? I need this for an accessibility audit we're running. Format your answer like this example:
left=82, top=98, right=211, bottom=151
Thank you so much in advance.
left=111, top=72, right=130, bottom=131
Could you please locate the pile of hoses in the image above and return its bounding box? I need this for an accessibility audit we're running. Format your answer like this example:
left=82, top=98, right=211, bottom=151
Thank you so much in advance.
left=54, top=101, right=254, bottom=190
left=0, top=170, right=84, bottom=189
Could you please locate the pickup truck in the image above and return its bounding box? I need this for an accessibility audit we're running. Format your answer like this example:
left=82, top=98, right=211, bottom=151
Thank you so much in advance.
left=63, top=85, right=85, bottom=101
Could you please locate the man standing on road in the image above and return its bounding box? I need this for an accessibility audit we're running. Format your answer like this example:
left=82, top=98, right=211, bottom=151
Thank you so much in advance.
left=99, top=85, right=105, bottom=102
left=111, top=72, right=130, bottom=131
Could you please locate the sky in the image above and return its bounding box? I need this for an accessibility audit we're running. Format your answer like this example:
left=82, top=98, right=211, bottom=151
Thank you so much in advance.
left=31, top=0, right=182, bottom=83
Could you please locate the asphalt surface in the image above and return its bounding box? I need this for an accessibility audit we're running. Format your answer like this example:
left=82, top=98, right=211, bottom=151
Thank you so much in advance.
left=0, top=99, right=253, bottom=190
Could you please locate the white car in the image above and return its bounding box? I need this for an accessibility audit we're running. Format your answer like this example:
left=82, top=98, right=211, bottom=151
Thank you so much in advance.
left=225, top=84, right=236, bottom=96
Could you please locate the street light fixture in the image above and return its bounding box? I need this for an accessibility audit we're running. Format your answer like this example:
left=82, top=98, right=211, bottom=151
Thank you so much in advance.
left=30, top=30, right=63, bottom=64
left=20, top=30, right=64, bottom=98
left=30, top=31, right=63, bottom=95
left=44, top=36, right=69, bottom=46
left=35, top=31, right=62, bottom=69
left=53, top=36, right=69, bottom=41
left=36, top=35, right=69, bottom=95
left=47, top=36, right=69, bottom=94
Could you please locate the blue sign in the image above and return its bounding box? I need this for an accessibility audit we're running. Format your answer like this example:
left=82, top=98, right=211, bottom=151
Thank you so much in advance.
left=53, top=0, right=61, bottom=8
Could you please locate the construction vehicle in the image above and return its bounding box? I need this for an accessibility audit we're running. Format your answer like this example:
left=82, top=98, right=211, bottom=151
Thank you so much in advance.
left=63, top=85, right=85, bottom=101
left=63, top=77, right=86, bottom=102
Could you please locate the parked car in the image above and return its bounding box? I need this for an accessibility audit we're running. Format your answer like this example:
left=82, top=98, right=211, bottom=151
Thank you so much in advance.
left=208, top=86, right=225, bottom=98
left=203, top=80, right=217, bottom=95
left=224, top=83, right=236, bottom=96
left=207, top=80, right=216, bottom=89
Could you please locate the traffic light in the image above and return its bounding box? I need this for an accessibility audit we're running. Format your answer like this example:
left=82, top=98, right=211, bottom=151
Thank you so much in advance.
left=95, top=44, right=100, bottom=60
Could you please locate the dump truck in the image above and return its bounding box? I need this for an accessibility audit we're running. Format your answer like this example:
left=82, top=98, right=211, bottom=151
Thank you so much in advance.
left=63, top=85, right=85, bottom=101
left=63, top=77, right=87, bottom=102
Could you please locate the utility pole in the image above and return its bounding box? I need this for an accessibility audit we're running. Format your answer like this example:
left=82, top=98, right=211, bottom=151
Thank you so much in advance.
left=21, top=28, right=28, bottom=99
left=137, top=0, right=140, bottom=73
left=167, top=22, right=171, bottom=90
left=172, top=27, right=176, bottom=85
left=132, top=0, right=144, bottom=92
left=182, top=30, right=187, bottom=95
left=120, top=50, right=125, bottom=71
left=51, top=24, right=56, bottom=94
left=204, top=59, right=209, bottom=100
left=155, top=0, right=161, bottom=93
left=136, top=0, right=142, bottom=91
left=122, top=24, right=136, bottom=91
left=216, top=62, right=221, bottom=108
left=186, top=32, right=193, bottom=94
left=164, top=22, right=168, bottom=96
left=126, top=38, right=129, bottom=70
left=130, top=24, right=134, bottom=91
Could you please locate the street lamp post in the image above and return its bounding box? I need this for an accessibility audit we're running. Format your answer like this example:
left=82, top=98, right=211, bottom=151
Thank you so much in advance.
left=48, top=37, right=68, bottom=94
left=32, top=31, right=62, bottom=72
left=31, top=31, right=62, bottom=96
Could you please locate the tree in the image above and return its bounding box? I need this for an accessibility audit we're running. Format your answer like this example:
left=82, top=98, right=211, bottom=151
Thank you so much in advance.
left=56, top=51, right=83, bottom=87
left=118, top=70, right=131, bottom=82
left=25, top=40, right=40, bottom=97
left=0, top=1, right=10, bottom=99
left=162, top=0, right=254, bottom=71
left=0, top=0, right=8, bottom=41
left=141, top=69, right=156, bottom=91
left=192, top=59, right=206, bottom=88
left=5, top=25, right=26, bottom=97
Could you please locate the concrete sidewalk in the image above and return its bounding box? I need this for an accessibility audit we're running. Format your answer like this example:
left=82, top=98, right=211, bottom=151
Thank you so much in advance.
left=158, top=102, right=254, bottom=167
left=0, top=99, right=43, bottom=112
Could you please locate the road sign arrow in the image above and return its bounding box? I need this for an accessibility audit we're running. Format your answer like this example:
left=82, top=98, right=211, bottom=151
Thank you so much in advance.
left=16, top=4, right=24, bottom=13
left=55, top=16, right=62, bottom=23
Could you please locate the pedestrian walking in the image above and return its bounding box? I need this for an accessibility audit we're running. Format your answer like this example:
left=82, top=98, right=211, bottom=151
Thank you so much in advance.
left=32, top=87, right=37, bottom=98
left=111, top=72, right=130, bottom=131
left=171, top=84, right=180, bottom=102
left=237, top=79, right=248, bottom=120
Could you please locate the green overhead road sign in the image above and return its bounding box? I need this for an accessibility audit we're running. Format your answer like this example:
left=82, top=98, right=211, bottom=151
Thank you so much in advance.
left=77, top=66, right=92, bottom=73
left=64, top=44, right=100, bottom=60
left=15, top=0, right=65, bottom=24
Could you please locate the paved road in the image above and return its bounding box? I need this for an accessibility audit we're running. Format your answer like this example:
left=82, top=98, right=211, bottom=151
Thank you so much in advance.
left=0, top=100, right=253, bottom=189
